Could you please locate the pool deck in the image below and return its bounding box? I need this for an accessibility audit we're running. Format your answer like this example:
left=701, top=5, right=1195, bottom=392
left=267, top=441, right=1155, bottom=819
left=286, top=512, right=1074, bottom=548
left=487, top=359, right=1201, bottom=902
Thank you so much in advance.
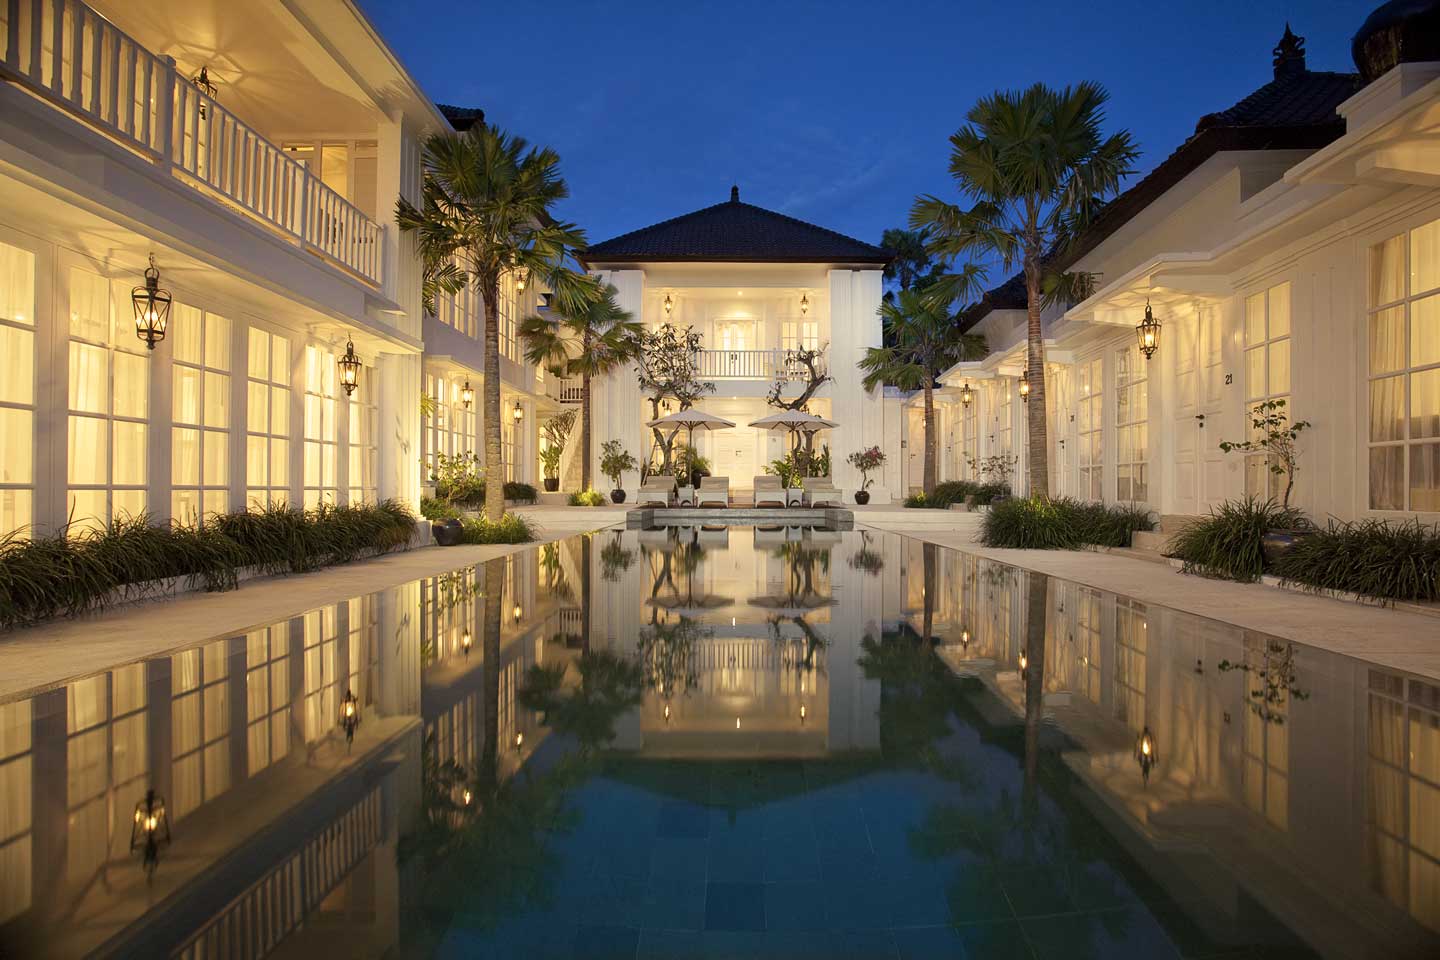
left=3, top=505, right=1437, bottom=701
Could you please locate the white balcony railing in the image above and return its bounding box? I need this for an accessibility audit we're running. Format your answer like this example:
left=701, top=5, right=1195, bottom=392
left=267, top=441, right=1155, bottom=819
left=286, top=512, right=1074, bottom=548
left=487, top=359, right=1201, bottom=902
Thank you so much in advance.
left=555, top=378, right=583, bottom=403
left=695, top=348, right=825, bottom=381
left=1, top=0, right=383, bottom=285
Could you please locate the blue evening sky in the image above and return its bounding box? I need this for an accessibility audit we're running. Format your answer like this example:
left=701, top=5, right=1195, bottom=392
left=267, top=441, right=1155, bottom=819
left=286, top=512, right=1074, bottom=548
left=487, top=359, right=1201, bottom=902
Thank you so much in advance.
left=360, top=0, right=1375, bottom=270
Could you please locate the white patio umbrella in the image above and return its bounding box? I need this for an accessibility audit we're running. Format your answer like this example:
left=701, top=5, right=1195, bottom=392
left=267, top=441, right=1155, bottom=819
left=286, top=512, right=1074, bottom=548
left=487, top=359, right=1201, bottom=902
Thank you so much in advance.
left=748, top=410, right=835, bottom=453
left=646, top=409, right=735, bottom=461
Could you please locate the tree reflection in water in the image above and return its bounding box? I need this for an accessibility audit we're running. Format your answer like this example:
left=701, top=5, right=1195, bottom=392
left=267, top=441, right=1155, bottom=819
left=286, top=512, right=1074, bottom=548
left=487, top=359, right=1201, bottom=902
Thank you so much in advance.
left=637, top=615, right=707, bottom=701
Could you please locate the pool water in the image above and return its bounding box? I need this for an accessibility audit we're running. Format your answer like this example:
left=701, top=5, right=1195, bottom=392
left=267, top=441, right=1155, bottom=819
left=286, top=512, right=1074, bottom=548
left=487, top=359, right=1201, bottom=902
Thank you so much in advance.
left=1, top=527, right=1437, bottom=959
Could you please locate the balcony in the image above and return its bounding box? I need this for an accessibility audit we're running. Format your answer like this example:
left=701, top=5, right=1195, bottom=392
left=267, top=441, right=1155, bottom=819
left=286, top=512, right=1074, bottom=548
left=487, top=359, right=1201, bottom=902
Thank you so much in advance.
left=0, top=0, right=383, bottom=286
left=696, top=348, right=825, bottom=381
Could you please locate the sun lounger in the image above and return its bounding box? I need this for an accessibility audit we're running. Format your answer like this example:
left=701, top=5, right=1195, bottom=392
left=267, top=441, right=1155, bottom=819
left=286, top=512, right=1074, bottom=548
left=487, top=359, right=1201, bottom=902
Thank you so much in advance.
left=638, top=478, right=674, bottom=507
left=801, top=477, right=843, bottom=507
left=697, top=476, right=729, bottom=508
left=753, top=474, right=786, bottom=508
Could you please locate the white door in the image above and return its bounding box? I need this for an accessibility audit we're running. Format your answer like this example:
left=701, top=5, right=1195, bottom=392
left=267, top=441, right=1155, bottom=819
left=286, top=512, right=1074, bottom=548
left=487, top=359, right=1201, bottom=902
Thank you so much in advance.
left=1050, top=364, right=1077, bottom=498
left=711, top=429, right=758, bottom=485
left=1172, top=305, right=1225, bottom=515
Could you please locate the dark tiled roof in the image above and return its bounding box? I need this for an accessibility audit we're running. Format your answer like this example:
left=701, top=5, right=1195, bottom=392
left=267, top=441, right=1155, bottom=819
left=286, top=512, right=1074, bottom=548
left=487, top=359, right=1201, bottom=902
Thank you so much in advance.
left=961, top=64, right=1359, bottom=332
left=437, top=103, right=485, bottom=131
left=581, top=188, right=891, bottom=265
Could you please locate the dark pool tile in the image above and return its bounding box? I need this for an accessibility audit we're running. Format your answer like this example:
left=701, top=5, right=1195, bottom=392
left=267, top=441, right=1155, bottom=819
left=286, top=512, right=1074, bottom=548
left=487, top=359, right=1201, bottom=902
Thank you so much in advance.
left=892, top=925, right=965, bottom=960
left=1149, top=905, right=1256, bottom=958
left=637, top=928, right=706, bottom=959
left=1022, top=908, right=1182, bottom=960
left=659, top=800, right=711, bottom=839
left=639, top=878, right=707, bottom=932
left=886, top=879, right=954, bottom=928
left=1069, top=862, right=1144, bottom=911
left=821, top=880, right=895, bottom=931
left=706, top=881, right=766, bottom=931
left=578, top=876, right=647, bottom=928
left=946, top=867, right=1015, bottom=923
left=763, top=832, right=821, bottom=883
left=955, top=919, right=1036, bottom=960
left=700, top=931, right=768, bottom=959
left=997, top=866, right=1076, bottom=917
left=708, top=835, right=765, bottom=882
left=573, top=924, right=640, bottom=960
left=763, top=881, right=828, bottom=932
left=652, top=838, right=710, bottom=886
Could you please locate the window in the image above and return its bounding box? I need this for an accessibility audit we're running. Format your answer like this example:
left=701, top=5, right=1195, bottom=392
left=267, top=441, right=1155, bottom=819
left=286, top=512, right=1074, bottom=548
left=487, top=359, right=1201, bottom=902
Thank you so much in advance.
left=1244, top=282, right=1292, bottom=499
left=302, top=606, right=339, bottom=743
left=502, top=409, right=517, bottom=483
left=348, top=367, right=378, bottom=504
left=0, top=699, right=32, bottom=925
left=1113, top=598, right=1148, bottom=728
left=0, top=241, right=35, bottom=539
left=782, top=319, right=818, bottom=351
left=303, top=345, right=338, bottom=508
left=1077, top=357, right=1103, bottom=500
left=67, top=269, right=149, bottom=533
left=1369, top=219, right=1440, bottom=511
left=1240, top=637, right=1289, bottom=830
left=171, top=305, right=231, bottom=525
left=246, top=328, right=291, bottom=507
left=171, top=640, right=231, bottom=821
left=433, top=255, right=479, bottom=338
left=423, top=373, right=477, bottom=473
left=960, top=394, right=979, bottom=481
left=1115, top=344, right=1149, bottom=502
left=499, top=271, right=519, bottom=362
left=64, top=665, right=147, bottom=882
left=995, top=381, right=1013, bottom=458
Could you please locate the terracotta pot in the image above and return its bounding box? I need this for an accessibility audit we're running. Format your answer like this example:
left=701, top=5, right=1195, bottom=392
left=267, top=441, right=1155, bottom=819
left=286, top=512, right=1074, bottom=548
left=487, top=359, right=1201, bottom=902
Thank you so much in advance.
left=854, top=490, right=871, bottom=505
left=611, top=489, right=627, bottom=504
left=543, top=478, right=559, bottom=492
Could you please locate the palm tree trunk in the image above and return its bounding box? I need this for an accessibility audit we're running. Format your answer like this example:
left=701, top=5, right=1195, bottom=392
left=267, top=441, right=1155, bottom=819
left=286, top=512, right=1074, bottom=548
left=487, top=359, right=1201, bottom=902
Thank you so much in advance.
left=1023, top=570, right=1048, bottom=803
left=921, top=541, right=936, bottom=643
left=581, top=374, right=593, bottom=491
left=482, top=556, right=503, bottom=785
left=482, top=286, right=504, bottom=522
left=581, top=534, right=592, bottom=653
left=1024, top=256, right=1050, bottom=499
left=923, top=382, right=937, bottom=495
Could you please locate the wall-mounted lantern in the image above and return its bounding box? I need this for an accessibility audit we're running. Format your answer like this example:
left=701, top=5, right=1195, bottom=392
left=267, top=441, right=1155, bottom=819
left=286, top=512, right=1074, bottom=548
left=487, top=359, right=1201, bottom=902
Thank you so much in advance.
left=130, top=789, right=171, bottom=875
left=131, top=254, right=172, bottom=350
left=1136, top=301, right=1161, bottom=360
left=514, top=731, right=524, bottom=751
left=515, top=268, right=528, bottom=293
left=512, top=602, right=523, bottom=624
left=1136, top=726, right=1158, bottom=784
left=1018, top=652, right=1028, bottom=682
left=461, top=380, right=474, bottom=409
left=191, top=65, right=217, bottom=118
left=663, top=294, right=674, bottom=317
left=1018, top=371, right=1030, bottom=402
left=959, top=382, right=974, bottom=407
left=338, top=338, right=361, bottom=396
left=800, top=293, right=810, bottom=316
left=512, top=400, right=524, bottom=424
left=340, top=688, right=360, bottom=744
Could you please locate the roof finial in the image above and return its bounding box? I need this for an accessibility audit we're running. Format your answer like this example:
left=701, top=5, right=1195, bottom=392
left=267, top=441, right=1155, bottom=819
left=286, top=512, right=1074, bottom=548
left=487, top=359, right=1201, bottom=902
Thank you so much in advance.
left=730, top=184, right=740, bottom=203
left=1273, top=22, right=1307, bottom=80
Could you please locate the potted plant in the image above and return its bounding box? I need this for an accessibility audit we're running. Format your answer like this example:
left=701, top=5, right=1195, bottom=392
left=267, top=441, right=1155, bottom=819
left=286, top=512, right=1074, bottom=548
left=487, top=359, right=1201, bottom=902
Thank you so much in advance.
left=965, top=453, right=1017, bottom=509
left=540, top=410, right=576, bottom=493
left=677, top=444, right=711, bottom=490
left=1219, top=399, right=1313, bottom=564
left=600, top=439, right=638, bottom=504
left=846, top=446, right=885, bottom=505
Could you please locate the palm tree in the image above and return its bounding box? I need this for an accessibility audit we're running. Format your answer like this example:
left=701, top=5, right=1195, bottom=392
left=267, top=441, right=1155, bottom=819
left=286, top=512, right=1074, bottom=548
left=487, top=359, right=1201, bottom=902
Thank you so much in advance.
left=860, top=283, right=987, bottom=495
left=912, top=82, right=1138, bottom=497
left=398, top=123, right=595, bottom=521
left=519, top=281, right=642, bottom=491
left=880, top=227, right=936, bottom=297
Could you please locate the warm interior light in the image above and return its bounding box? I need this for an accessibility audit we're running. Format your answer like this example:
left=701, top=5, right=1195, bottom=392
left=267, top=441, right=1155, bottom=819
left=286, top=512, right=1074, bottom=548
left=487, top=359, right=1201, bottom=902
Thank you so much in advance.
left=512, top=401, right=523, bottom=423
left=800, top=704, right=807, bottom=722
left=461, top=380, right=474, bottom=409
left=735, top=717, right=741, bottom=729
left=514, top=731, right=524, bottom=750
left=516, top=269, right=528, bottom=293
left=663, top=704, right=671, bottom=722
left=337, top=338, right=361, bottom=396
left=462, top=629, right=472, bottom=652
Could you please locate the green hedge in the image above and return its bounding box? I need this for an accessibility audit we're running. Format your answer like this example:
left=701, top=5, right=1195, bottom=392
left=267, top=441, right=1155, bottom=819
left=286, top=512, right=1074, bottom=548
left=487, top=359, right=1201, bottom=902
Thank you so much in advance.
left=1274, top=519, right=1440, bottom=603
left=1166, top=498, right=1307, bottom=582
left=981, top=497, right=1155, bottom=550
left=568, top=489, right=606, bottom=506
left=0, top=501, right=416, bottom=629
left=436, top=480, right=538, bottom=507
left=459, top=513, right=536, bottom=544
left=904, top=481, right=1010, bottom=509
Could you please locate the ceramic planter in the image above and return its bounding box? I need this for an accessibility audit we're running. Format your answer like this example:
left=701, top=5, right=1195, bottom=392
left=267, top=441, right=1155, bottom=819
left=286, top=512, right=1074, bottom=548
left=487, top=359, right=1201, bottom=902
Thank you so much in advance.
left=543, top=478, right=559, bottom=492
left=432, top=518, right=463, bottom=546
left=611, top=489, right=627, bottom=504
left=854, top=490, right=870, bottom=505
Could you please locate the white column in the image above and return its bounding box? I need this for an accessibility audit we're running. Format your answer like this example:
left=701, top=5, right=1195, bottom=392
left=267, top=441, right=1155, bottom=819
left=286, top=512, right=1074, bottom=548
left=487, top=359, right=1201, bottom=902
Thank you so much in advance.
left=377, top=351, right=422, bottom=510
left=590, top=269, right=647, bottom=485
left=828, top=269, right=886, bottom=501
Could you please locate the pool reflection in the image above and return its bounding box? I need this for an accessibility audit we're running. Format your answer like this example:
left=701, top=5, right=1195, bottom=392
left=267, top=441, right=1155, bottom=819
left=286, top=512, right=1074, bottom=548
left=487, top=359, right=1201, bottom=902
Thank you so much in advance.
left=0, top=527, right=1436, bottom=958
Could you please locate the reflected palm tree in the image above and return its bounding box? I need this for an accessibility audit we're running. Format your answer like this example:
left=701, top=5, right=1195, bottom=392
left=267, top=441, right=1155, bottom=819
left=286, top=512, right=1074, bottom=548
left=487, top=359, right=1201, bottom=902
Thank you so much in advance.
left=768, top=614, right=828, bottom=678
left=922, top=541, right=938, bottom=644
left=1024, top=570, right=1049, bottom=800
left=518, top=651, right=644, bottom=752
left=637, top=616, right=707, bottom=701
left=857, top=627, right=972, bottom=785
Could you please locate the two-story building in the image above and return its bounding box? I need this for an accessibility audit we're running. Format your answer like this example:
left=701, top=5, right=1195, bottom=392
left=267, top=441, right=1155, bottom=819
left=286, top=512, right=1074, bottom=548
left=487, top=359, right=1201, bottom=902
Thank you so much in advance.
left=580, top=187, right=907, bottom=500
left=0, top=0, right=552, bottom=542
left=940, top=10, right=1440, bottom=524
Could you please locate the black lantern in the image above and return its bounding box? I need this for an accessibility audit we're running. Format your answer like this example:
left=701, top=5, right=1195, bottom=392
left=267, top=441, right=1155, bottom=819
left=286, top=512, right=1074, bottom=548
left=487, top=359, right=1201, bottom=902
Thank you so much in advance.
left=461, top=380, right=474, bottom=409
left=461, top=629, right=472, bottom=656
left=800, top=293, right=810, bottom=316
left=1136, top=726, right=1158, bottom=784
left=512, top=400, right=523, bottom=424
left=512, top=602, right=523, bottom=624
left=1018, top=371, right=1030, bottom=402
left=340, top=688, right=360, bottom=744
left=337, top=338, right=361, bottom=396
left=131, top=254, right=172, bottom=350
left=663, top=294, right=674, bottom=317
left=959, top=382, right=974, bottom=407
left=515, top=268, right=528, bottom=293
left=191, top=65, right=217, bottom=118
left=1018, top=652, right=1028, bottom=681
left=130, top=789, right=171, bottom=875
left=1136, top=301, right=1160, bottom=360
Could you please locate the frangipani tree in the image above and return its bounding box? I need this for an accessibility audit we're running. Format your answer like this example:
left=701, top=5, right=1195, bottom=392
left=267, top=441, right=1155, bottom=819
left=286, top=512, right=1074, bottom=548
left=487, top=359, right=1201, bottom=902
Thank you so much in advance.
left=520, top=281, right=642, bottom=491
left=860, top=282, right=987, bottom=494
left=398, top=122, right=597, bottom=521
left=912, top=82, right=1138, bottom=497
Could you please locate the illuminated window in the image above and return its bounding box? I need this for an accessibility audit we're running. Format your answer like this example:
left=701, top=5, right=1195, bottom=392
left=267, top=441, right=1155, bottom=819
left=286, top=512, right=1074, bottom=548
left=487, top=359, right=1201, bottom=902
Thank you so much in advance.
left=246, top=328, right=291, bottom=507
left=171, top=305, right=231, bottom=525
left=1115, top=343, right=1149, bottom=502
left=995, top=381, right=1013, bottom=459
left=423, top=373, right=477, bottom=475
left=1113, top=598, right=1148, bottom=729
left=65, top=665, right=148, bottom=881
left=245, top=624, right=291, bottom=776
left=1244, top=282, right=1292, bottom=499
left=171, top=641, right=231, bottom=820
left=348, top=366, right=378, bottom=504
left=1077, top=357, right=1104, bottom=501
left=782, top=319, right=818, bottom=351
left=0, top=699, right=33, bottom=925
left=499, top=271, right=519, bottom=362
left=66, top=269, right=149, bottom=533
left=1368, top=219, right=1440, bottom=511
left=303, top=344, right=338, bottom=508
left=303, top=606, right=340, bottom=743
left=0, top=241, right=35, bottom=539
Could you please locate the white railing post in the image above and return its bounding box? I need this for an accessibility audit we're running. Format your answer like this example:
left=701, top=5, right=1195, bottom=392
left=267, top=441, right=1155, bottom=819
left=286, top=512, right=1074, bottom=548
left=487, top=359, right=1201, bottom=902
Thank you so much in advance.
left=157, top=54, right=175, bottom=166
left=297, top=164, right=311, bottom=247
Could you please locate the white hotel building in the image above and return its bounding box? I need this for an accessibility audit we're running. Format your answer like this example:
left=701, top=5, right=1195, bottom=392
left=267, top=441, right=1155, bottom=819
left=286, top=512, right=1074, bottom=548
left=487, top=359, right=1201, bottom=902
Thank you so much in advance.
left=0, top=0, right=558, bottom=542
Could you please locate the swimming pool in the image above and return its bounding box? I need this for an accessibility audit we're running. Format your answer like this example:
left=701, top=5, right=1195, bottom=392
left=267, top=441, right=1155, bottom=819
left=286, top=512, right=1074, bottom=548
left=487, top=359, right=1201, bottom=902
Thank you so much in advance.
left=1, top=526, right=1434, bottom=958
